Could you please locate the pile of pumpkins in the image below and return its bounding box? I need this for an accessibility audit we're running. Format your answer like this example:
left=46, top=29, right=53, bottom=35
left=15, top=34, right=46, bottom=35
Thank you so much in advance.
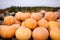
left=0, top=11, right=60, bottom=40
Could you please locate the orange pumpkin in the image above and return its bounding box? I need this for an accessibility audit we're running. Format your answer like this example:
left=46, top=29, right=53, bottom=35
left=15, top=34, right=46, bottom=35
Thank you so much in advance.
left=15, top=12, right=24, bottom=21
left=50, top=28, right=60, bottom=40
left=44, top=12, right=58, bottom=21
left=24, top=18, right=37, bottom=29
left=12, top=24, right=20, bottom=29
left=40, top=10, right=46, bottom=14
left=55, top=12, right=60, bottom=19
left=21, top=21, right=25, bottom=26
left=48, top=21, right=59, bottom=30
left=24, top=12, right=31, bottom=19
left=56, top=19, right=60, bottom=27
left=37, top=18, right=48, bottom=28
left=15, top=26, right=31, bottom=40
left=32, top=27, right=49, bottom=40
left=15, top=12, right=31, bottom=21
left=0, top=25, right=16, bottom=38
left=15, top=18, right=21, bottom=24
left=4, top=16, right=15, bottom=25
left=31, top=13, right=42, bottom=21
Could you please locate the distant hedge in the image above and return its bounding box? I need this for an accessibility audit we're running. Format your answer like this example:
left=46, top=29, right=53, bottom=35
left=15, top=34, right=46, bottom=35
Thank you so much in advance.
left=1, top=6, right=60, bottom=13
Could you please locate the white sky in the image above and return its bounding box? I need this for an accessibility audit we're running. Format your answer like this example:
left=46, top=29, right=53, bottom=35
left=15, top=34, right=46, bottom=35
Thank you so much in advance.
left=0, top=0, right=60, bottom=9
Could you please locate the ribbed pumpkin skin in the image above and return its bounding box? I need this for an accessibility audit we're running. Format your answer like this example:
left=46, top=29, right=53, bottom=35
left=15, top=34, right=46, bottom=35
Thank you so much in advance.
left=4, top=16, right=15, bottom=25
left=44, top=12, right=58, bottom=21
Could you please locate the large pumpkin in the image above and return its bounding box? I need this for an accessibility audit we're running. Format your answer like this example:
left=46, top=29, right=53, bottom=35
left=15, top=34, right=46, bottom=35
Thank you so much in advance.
left=50, top=28, right=60, bottom=40
left=24, top=18, right=37, bottom=29
left=48, top=21, right=59, bottom=30
left=15, top=26, right=31, bottom=40
left=37, top=18, right=48, bottom=28
left=32, top=27, right=49, bottom=40
left=4, top=16, right=15, bottom=25
left=0, top=25, right=16, bottom=38
left=31, top=13, right=42, bottom=21
left=44, top=12, right=58, bottom=21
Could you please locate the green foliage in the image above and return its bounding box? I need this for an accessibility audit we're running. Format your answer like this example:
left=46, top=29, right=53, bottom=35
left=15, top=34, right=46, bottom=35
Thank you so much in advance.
left=6, top=6, right=60, bottom=13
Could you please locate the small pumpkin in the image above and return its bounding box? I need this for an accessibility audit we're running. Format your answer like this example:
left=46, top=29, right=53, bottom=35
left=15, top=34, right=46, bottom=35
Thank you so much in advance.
left=44, top=12, right=58, bottom=21
left=37, top=18, right=48, bottom=28
left=24, top=18, right=37, bottom=29
left=4, top=16, right=15, bottom=25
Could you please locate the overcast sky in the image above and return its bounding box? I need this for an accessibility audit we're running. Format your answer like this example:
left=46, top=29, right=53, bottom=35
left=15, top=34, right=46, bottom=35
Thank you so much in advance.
left=0, top=0, right=60, bottom=9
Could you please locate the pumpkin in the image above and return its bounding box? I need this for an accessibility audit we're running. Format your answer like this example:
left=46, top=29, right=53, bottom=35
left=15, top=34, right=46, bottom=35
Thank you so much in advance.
left=15, top=18, right=21, bottom=24
left=56, top=19, right=60, bottom=27
left=24, top=18, right=37, bottom=29
left=50, top=28, right=60, bottom=40
left=4, top=16, right=15, bottom=25
left=24, top=12, right=31, bottom=19
left=17, top=39, right=29, bottom=40
left=31, top=13, right=42, bottom=21
left=40, top=10, right=46, bottom=15
left=15, top=12, right=31, bottom=21
left=12, top=24, right=20, bottom=29
left=55, top=12, right=60, bottom=19
left=15, top=26, right=31, bottom=40
left=32, top=27, right=49, bottom=40
left=21, top=21, right=25, bottom=26
left=0, top=25, right=16, bottom=38
left=15, top=12, right=24, bottom=21
left=37, top=18, right=48, bottom=28
left=44, top=12, right=58, bottom=21
left=48, top=21, right=59, bottom=30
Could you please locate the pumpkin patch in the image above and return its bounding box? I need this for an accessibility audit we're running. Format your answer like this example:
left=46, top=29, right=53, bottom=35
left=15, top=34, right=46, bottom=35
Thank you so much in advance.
left=0, top=11, right=60, bottom=40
